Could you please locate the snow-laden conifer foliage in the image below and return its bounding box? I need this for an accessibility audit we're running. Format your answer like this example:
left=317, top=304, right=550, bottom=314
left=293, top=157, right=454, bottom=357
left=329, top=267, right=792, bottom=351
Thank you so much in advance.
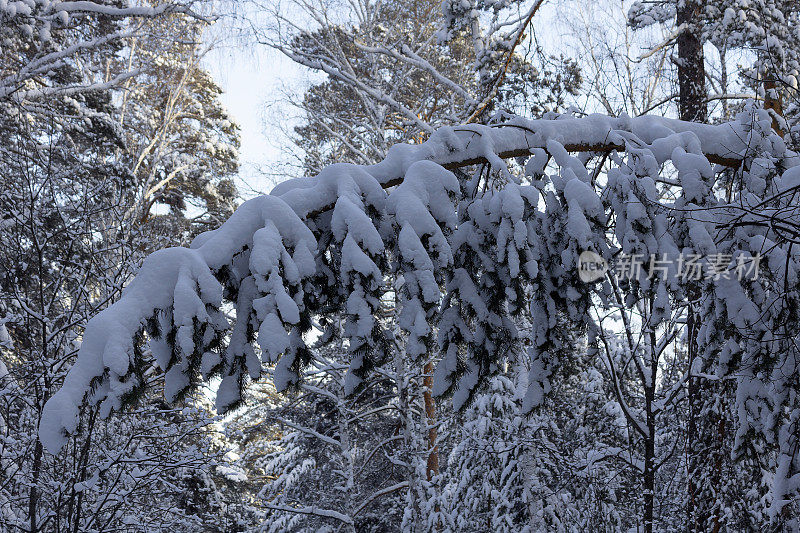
left=443, top=375, right=535, bottom=532
left=40, top=107, right=800, bottom=524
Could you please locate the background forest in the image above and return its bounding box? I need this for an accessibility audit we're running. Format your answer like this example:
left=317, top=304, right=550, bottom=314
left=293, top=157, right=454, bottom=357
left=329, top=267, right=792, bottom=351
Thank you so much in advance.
left=1, top=0, right=799, bottom=531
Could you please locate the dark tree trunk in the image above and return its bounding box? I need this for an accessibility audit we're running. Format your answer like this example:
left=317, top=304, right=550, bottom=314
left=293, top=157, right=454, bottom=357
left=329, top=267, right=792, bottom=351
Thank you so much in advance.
left=687, top=301, right=722, bottom=532
left=644, top=369, right=656, bottom=533
left=687, top=306, right=701, bottom=531
left=676, top=5, right=715, bottom=530
left=29, top=439, right=42, bottom=533
left=676, top=0, right=707, bottom=122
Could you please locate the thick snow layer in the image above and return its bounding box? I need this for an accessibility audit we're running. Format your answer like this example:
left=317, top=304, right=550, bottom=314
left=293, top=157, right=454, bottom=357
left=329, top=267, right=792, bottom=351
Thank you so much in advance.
left=40, top=247, right=224, bottom=452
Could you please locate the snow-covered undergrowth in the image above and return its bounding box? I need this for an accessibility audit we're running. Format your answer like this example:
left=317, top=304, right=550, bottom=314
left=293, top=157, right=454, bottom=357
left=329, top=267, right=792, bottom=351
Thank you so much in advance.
left=40, top=108, right=800, bottom=514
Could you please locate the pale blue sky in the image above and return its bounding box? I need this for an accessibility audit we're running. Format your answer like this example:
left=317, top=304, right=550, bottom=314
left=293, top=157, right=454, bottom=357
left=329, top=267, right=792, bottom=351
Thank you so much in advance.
left=204, top=38, right=306, bottom=197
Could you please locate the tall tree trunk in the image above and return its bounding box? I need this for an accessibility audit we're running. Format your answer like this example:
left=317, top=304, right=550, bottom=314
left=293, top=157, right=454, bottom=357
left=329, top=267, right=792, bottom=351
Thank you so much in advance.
left=643, top=372, right=656, bottom=533
left=687, top=298, right=725, bottom=532
left=686, top=305, right=718, bottom=533
left=676, top=0, right=707, bottom=122
left=72, top=410, right=98, bottom=533
left=676, top=5, right=718, bottom=530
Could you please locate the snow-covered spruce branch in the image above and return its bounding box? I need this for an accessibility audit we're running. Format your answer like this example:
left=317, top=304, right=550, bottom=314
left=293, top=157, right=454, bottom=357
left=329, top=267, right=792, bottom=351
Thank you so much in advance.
left=38, top=111, right=800, bottom=527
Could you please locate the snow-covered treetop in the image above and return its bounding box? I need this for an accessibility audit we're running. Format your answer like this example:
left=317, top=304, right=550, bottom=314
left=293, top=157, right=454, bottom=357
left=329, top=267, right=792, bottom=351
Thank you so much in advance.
left=40, top=110, right=800, bottom=516
left=0, top=0, right=204, bottom=101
